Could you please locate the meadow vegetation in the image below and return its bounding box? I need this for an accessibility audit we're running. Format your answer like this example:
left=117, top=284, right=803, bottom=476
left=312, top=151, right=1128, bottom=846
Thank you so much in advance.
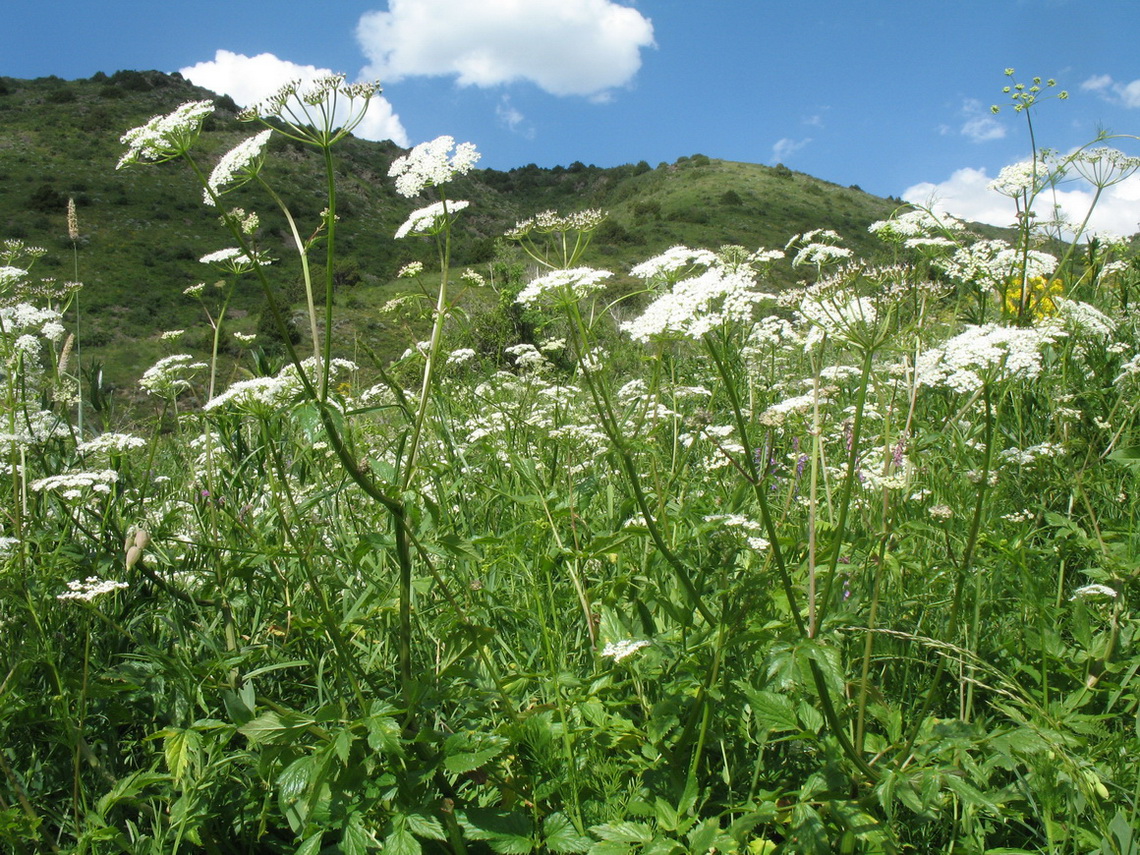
left=2, top=70, right=1140, bottom=854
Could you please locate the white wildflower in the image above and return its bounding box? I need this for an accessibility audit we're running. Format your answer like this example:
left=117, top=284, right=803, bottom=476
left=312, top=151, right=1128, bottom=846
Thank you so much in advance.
left=389, top=135, right=480, bottom=198
left=516, top=267, right=613, bottom=307
left=1070, top=584, right=1118, bottom=600
left=204, top=129, right=272, bottom=205
left=601, top=639, right=651, bottom=662
left=118, top=100, right=214, bottom=169
left=394, top=200, right=470, bottom=239
left=58, top=576, right=129, bottom=602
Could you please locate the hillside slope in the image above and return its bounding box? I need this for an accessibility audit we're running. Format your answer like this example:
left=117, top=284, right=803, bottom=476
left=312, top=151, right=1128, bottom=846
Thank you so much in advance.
left=1, top=71, right=913, bottom=384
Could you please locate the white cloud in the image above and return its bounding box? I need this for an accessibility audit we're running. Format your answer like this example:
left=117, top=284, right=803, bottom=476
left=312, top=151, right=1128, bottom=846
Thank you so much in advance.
left=903, top=166, right=1140, bottom=236
left=356, top=0, right=655, bottom=98
left=179, top=50, right=409, bottom=145
left=959, top=98, right=1005, bottom=143
left=496, top=96, right=533, bottom=138
left=1081, top=73, right=1140, bottom=109
left=772, top=137, right=811, bottom=162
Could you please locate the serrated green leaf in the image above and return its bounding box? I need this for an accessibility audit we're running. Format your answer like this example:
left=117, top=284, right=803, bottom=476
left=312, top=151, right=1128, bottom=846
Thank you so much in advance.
left=160, top=727, right=200, bottom=783
left=589, top=822, right=653, bottom=844
left=342, top=812, right=371, bottom=855
left=405, top=812, right=447, bottom=841
left=295, top=831, right=323, bottom=855
left=277, top=757, right=312, bottom=803
left=544, top=813, right=592, bottom=853
left=238, top=710, right=315, bottom=745
left=385, top=826, right=422, bottom=855
left=444, top=747, right=502, bottom=774
left=459, top=808, right=534, bottom=854
left=747, top=690, right=799, bottom=733
left=587, top=842, right=631, bottom=855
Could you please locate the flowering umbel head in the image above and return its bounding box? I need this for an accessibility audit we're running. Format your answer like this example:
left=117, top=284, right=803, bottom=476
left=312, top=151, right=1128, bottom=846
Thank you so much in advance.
left=118, top=100, right=215, bottom=169
left=389, top=135, right=480, bottom=198
left=238, top=74, right=382, bottom=147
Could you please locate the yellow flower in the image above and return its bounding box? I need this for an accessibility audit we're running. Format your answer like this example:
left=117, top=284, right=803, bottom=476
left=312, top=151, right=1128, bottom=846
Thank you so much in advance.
left=1002, top=276, right=1063, bottom=319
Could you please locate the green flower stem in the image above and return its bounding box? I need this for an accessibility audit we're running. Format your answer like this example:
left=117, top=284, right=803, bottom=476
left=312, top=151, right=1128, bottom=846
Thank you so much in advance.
left=401, top=197, right=454, bottom=490
left=814, top=344, right=876, bottom=629
left=701, top=333, right=805, bottom=636
left=565, top=301, right=716, bottom=625
left=321, top=144, right=337, bottom=400
left=255, top=177, right=321, bottom=363
left=898, top=384, right=994, bottom=765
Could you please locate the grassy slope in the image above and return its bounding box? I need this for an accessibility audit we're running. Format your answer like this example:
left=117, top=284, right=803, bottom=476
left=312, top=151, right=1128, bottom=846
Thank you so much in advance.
left=2, top=70, right=916, bottom=389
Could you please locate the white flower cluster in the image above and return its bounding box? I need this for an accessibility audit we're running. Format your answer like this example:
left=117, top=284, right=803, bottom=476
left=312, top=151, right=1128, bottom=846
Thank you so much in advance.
left=118, top=100, right=214, bottom=169
left=205, top=357, right=357, bottom=411
left=869, top=209, right=964, bottom=241
left=504, top=343, right=550, bottom=372
left=31, top=469, right=118, bottom=501
left=1070, top=583, right=1118, bottom=600
left=601, top=639, right=651, bottom=662
left=630, top=245, right=719, bottom=281
left=204, top=130, right=273, bottom=205
left=0, top=303, right=64, bottom=337
left=446, top=348, right=477, bottom=367
left=987, top=157, right=1052, bottom=197
left=57, top=576, right=129, bottom=602
left=394, top=200, right=470, bottom=239
left=0, top=266, right=27, bottom=289
left=998, top=442, right=1063, bottom=467
left=1055, top=298, right=1115, bottom=338
left=798, top=291, right=879, bottom=348
left=506, top=209, right=607, bottom=238
left=389, top=136, right=480, bottom=198
left=622, top=268, right=772, bottom=342
left=200, top=247, right=268, bottom=269
left=758, top=391, right=822, bottom=427
left=1069, top=147, right=1140, bottom=188
left=938, top=241, right=1056, bottom=288
left=915, top=324, right=1060, bottom=393
left=516, top=267, right=613, bottom=307
left=77, top=433, right=146, bottom=456
left=139, top=354, right=207, bottom=398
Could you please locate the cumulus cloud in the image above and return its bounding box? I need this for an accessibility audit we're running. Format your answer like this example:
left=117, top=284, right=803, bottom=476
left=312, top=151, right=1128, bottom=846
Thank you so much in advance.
left=903, top=166, right=1140, bottom=236
left=179, top=50, right=409, bottom=145
left=959, top=98, right=1005, bottom=143
left=771, top=137, right=811, bottom=163
left=356, top=0, right=655, bottom=98
left=1081, top=73, right=1140, bottom=108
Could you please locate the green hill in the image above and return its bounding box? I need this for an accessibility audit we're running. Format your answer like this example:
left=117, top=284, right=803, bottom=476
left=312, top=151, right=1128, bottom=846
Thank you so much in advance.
left=0, top=70, right=915, bottom=390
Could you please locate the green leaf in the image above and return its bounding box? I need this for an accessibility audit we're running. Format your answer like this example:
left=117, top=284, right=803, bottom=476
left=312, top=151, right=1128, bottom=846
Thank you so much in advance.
left=459, top=808, right=534, bottom=855
left=444, top=747, right=502, bottom=775
left=342, top=812, right=371, bottom=855
left=544, top=813, right=592, bottom=853
left=746, top=690, right=800, bottom=733
left=295, top=831, right=323, bottom=855
left=159, top=727, right=201, bottom=783
left=386, top=826, right=422, bottom=855
left=405, top=812, right=447, bottom=841
left=239, top=710, right=315, bottom=745
left=589, top=822, right=653, bottom=844
left=277, top=757, right=312, bottom=803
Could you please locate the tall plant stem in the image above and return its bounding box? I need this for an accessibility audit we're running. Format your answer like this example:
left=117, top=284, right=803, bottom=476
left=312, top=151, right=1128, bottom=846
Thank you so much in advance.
left=565, top=302, right=715, bottom=625
left=703, top=333, right=878, bottom=782
left=815, top=345, right=876, bottom=629
left=898, top=385, right=994, bottom=765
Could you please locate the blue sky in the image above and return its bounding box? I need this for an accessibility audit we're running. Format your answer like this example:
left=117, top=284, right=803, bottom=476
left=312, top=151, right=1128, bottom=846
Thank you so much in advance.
left=5, top=0, right=1140, bottom=234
